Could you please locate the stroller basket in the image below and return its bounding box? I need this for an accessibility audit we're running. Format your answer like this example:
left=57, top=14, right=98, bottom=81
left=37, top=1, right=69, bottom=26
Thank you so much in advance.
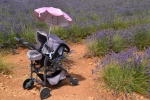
left=37, top=70, right=66, bottom=85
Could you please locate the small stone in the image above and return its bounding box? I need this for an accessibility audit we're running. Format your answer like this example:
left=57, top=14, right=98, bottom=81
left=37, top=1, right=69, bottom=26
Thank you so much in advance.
left=14, top=90, right=16, bottom=93
left=0, top=83, right=3, bottom=87
left=140, top=96, right=144, bottom=100
left=1, top=87, right=5, bottom=90
left=88, top=97, right=94, bottom=100
left=4, top=75, right=7, bottom=77
left=89, top=63, right=92, bottom=65
left=24, top=91, right=27, bottom=94
left=30, top=90, right=36, bottom=94
left=9, top=75, right=13, bottom=78
left=65, top=94, right=68, bottom=98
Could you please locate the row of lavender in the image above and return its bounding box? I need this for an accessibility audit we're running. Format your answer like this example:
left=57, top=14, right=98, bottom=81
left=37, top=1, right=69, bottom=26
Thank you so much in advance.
left=85, top=24, right=150, bottom=56
left=92, top=47, right=150, bottom=96
left=0, top=0, right=150, bottom=40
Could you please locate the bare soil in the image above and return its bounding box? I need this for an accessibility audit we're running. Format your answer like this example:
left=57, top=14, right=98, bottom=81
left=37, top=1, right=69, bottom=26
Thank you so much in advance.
left=0, top=43, right=148, bottom=100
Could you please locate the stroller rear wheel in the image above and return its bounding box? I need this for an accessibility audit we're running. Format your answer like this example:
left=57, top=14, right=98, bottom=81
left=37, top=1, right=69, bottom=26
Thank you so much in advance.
left=23, top=79, right=34, bottom=89
left=40, top=87, right=50, bottom=99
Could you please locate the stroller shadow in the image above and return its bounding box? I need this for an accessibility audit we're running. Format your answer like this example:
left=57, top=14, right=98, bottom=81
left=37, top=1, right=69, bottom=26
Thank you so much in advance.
left=70, top=73, right=86, bottom=81
left=47, top=72, right=86, bottom=90
left=32, top=72, right=86, bottom=92
left=62, top=57, right=76, bottom=70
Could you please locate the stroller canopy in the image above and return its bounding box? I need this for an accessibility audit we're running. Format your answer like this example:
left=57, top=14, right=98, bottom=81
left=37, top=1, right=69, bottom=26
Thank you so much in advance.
left=36, top=31, right=65, bottom=55
left=47, top=33, right=64, bottom=51
left=36, top=31, right=48, bottom=46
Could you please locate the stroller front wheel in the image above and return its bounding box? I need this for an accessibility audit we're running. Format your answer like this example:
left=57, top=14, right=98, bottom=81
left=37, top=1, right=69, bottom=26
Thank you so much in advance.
left=40, top=87, right=50, bottom=99
left=23, top=79, right=34, bottom=89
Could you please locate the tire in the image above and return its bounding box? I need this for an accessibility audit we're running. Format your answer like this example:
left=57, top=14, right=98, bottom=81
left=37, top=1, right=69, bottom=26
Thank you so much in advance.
left=23, top=79, right=34, bottom=89
left=70, top=78, right=78, bottom=86
left=40, top=87, right=50, bottom=99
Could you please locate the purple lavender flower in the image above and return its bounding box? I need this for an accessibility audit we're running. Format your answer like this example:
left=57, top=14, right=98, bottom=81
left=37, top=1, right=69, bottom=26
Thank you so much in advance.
left=95, top=65, right=100, bottom=69
left=91, top=69, right=96, bottom=74
left=147, top=71, right=150, bottom=75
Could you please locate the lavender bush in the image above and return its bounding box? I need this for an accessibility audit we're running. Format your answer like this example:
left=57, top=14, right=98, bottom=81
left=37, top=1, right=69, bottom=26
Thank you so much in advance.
left=0, top=54, right=11, bottom=74
left=85, top=29, right=128, bottom=56
left=85, top=24, right=150, bottom=56
left=94, top=48, right=150, bottom=95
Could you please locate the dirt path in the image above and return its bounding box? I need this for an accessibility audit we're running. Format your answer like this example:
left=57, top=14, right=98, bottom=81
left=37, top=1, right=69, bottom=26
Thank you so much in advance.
left=0, top=43, right=127, bottom=100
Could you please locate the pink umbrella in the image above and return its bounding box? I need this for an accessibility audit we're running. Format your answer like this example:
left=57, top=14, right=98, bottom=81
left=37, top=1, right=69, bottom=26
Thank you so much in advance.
left=33, top=7, right=72, bottom=33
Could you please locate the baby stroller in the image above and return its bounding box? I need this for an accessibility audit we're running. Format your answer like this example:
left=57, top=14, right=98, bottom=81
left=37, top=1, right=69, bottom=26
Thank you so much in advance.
left=14, top=31, right=78, bottom=99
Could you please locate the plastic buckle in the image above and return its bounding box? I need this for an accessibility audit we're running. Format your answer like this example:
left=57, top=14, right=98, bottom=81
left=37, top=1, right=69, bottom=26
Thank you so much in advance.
left=49, top=51, right=54, bottom=59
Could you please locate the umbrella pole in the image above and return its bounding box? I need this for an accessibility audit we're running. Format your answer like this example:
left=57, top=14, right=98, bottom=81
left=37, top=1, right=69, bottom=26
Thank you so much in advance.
left=49, top=16, right=54, bottom=35
left=49, top=25, right=51, bottom=35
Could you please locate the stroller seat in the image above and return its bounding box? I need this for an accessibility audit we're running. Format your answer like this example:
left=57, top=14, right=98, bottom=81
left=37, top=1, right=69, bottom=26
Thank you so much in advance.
left=27, top=50, right=42, bottom=61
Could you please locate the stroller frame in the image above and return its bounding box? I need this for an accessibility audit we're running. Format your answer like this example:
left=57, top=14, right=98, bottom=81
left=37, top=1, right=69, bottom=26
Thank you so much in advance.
left=14, top=33, right=78, bottom=99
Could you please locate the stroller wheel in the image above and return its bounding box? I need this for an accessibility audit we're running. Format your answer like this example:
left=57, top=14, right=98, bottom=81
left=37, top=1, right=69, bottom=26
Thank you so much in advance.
left=23, top=79, right=34, bottom=89
left=40, top=87, right=50, bottom=99
left=70, top=78, right=78, bottom=86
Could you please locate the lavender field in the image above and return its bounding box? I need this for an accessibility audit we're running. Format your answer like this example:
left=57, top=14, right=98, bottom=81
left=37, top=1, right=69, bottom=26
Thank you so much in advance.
left=0, top=0, right=150, bottom=37
left=0, top=0, right=150, bottom=97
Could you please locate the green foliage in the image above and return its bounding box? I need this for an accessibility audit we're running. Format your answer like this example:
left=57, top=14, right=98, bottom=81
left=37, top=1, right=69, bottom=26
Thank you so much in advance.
left=112, top=34, right=124, bottom=52
left=98, top=16, right=150, bottom=31
left=0, top=55, right=11, bottom=74
left=98, top=16, right=128, bottom=30
left=102, top=61, right=150, bottom=95
left=0, top=25, right=36, bottom=50
left=22, top=25, right=36, bottom=43
left=133, top=29, right=150, bottom=50
left=129, top=17, right=150, bottom=26
left=35, top=22, right=47, bottom=30
left=110, top=17, right=128, bottom=30
left=86, top=34, right=125, bottom=57
left=52, top=24, right=98, bottom=42
left=85, top=16, right=150, bottom=57
left=0, top=30, right=17, bottom=49
left=86, top=37, right=110, bottom=56
left=76, top=16, right=87, bottom=21
left=51, top=27, right=68, bottom=40
left=89, top=13, right=99, bottom=21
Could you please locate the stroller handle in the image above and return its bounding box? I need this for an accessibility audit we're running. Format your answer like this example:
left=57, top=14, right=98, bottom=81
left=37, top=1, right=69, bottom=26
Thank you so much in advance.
left=14, top=37, right=20, bottom=41
left=14, top=37, right=36, bottom=50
